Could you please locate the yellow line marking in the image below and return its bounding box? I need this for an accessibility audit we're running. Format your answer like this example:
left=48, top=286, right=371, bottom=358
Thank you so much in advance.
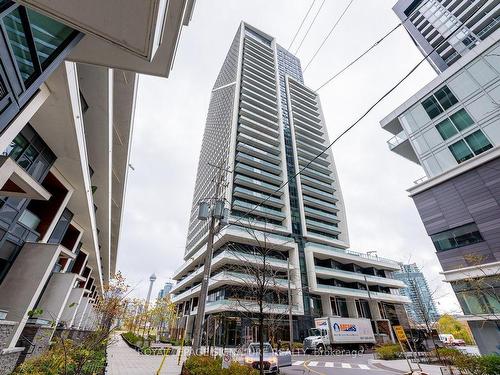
left=303, top=360, right=326, bottom=375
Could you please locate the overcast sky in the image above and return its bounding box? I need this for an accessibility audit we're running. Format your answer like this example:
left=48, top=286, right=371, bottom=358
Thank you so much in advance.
left=117, top=0, right=462, bottom=314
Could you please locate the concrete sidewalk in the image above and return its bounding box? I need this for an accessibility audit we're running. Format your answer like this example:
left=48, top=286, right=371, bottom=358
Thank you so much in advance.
left=106, top=335, right=187, bottom=375
left=370, top=359, right=444, bottom=375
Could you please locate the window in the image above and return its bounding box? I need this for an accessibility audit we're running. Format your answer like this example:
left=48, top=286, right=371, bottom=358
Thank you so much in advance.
left=421, top=85, right=458, bottom=119
left=449, top=140, right=474, bottom=163
left=450, top=109, right=474, bottom=131
left=1, top=4, right=77, bottom=87
left=422, top=96, right=443, bottom=119
left=436, top=109, right=475, bottom=140
left=431, top=223, right=484, bottom=252
left=436, top=119, right=457, bottom=140
left=465, top=130, right=492, bottom=155
left=435, top=86, right=458, bottom=110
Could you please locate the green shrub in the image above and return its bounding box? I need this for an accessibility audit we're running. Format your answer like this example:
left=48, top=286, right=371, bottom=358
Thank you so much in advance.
left=13, top=338, right=106, bottom=375
left=122, top=331, right=142, bottom=346
left=182, top=355, right=258, bottom=375
left=436, top=348, right=500, bottom=375
left=375, top=344, right=402, bottom=360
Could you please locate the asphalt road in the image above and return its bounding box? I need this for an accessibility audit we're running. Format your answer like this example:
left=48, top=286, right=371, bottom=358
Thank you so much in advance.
left=280, top=353, right=400, bottom=375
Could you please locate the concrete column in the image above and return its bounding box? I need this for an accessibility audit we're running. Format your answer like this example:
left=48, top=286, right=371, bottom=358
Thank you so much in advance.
left=0, top=243, right=62, bottom=348
left=60, top=288, right=85, bottom=327
left=74, top=297, right=90, bottom=329
left=346, top=299, right=358, bottom=318
left=369, top=300, right=382, bottom=320
left=81, top=304, right=95, bottom=330
left=321, top=295, right=333, bottom=316
left=37, top=273, right=78, bottom=325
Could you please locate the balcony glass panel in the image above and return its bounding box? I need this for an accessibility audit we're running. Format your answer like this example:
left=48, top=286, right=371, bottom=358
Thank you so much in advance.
left=4, top=8, right=36, bottom=82
left=27, top=9, right=73, bottom=68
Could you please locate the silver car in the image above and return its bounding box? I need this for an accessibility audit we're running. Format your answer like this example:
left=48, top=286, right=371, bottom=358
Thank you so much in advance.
left=242, top=343, right=288, bottom=374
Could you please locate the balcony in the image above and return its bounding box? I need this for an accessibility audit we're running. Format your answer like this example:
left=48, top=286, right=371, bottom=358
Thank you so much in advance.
left=315, top=266, right=407, bottom=289
left=232, top=199, right=285, bottom=221
left=306, top=243, right=401, bottom=270
left=234, top=163, right=281, bottom=185
left=306, top=219, right=340, bottom=235
left=233, top=186, right=283, bottom=207
left=387, top=130, right=419, bottom=163
left=304, top=206, right=338, bottom=222
left=234, top=174, right=282, bottom=195
left=315, top=284, right=410, bottom=303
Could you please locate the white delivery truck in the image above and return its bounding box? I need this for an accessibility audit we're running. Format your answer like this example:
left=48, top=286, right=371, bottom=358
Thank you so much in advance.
left=303, top=317, right=376, bottom=353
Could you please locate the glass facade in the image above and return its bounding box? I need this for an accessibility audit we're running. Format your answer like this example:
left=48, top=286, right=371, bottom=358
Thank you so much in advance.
left=421, top=85, right=458, bottom=119
left=430, top=222, right=484, bottom=252
left=0, top=124, right=56, bottom=282
left=452, top=276, right=500, bottom=316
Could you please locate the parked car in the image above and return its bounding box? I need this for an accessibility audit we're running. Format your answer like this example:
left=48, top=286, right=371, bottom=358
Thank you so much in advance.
left=241, top=343, right=286, bottom=374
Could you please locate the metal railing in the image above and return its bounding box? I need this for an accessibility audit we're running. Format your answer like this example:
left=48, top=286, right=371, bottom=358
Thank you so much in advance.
left=387, top=130, right=408, bottom=150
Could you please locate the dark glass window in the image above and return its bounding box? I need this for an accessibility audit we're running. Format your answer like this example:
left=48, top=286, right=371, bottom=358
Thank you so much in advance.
left=26, top=9, right=73, bottom=68
left=421, top=85, right=458, bottom=119
left=449, top=140, right=474, bottom=163
left=3, top=8, right=36, bottom=83
left=431, top=223, right=484, bottom=252
left=48, top=208, right=73, bottom=244
left=2, top=134, right=28, bottom=158
left=422, top=96, right=442, bottom=119
left=434, top=86, right=458, bottom=110
left=436, top=118, right=457, bottom=140
left=2, top=4, right=77, bottom=87
left=465, top=130, right=492, bottom=155
left=450, top=109, right=474, bottom=131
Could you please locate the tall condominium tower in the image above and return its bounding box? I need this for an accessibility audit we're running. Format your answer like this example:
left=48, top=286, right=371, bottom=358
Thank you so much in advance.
left=172, top=22, right=409, bottom=346
left=382, top=0, right=499, bottom=355
left=394, top=263, right=440, bottom=325
left=393, top=0, right=499, bottom=73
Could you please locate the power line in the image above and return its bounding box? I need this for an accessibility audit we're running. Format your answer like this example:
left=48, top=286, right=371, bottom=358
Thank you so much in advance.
left=223, top=3, right=482, bottom=233
left=303, top=0, right=355, bottom=72
left=294, top=0, right=327, bottom=54
left=288, top=0, right=316, bottom=50
left=315, top=22, right=402, bottom=90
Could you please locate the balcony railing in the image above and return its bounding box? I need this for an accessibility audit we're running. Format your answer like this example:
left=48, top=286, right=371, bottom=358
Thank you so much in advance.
left=387, top=130, right=408, bottom=150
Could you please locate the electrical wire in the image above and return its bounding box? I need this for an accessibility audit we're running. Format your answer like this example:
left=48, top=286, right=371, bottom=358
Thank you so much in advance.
left=294, top=0, right=327, bottom=54
left=222, top=3, right=483, bottom=233
left=303, top=0, right=355, bottom=72
left=288, top=0, right=316, bottom=50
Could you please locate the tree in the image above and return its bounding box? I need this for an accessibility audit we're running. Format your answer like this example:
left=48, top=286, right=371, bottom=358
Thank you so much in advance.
left=223, top=224, right=295, bottom=375
left=14, top=272, right=130, bottom=375
left=436, top=314, right=474, bottom=345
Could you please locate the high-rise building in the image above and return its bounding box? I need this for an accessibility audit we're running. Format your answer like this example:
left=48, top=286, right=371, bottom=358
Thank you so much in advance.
left=393, top=0, right=499, bottom=73
left=382, top=0, right=499, bottom=355
left=171, top=22, right=410, bottom=347
left=394, top=263, right=440, bottom=325
left=158, top=282, right=174, bottom=299
left=0, top=1, right=195, bottom=371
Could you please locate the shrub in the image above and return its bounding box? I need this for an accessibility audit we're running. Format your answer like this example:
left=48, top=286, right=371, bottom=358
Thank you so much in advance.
left=375, top=344, right=402, bottom=360
left=122, top=331, right=142, bottom=346
left=182, top=355, right=258, bottom=375
left=436, top=348, right=500, bottom=375
left=13, top=338, right=106, bottom=375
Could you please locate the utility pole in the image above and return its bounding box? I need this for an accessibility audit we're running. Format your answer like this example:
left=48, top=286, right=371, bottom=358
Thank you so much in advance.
left=192, top=163, right=228, bottom=353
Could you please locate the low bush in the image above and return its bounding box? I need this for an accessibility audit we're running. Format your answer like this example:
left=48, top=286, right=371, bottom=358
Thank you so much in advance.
left=375, top=344, right=402, bottom=360
left=437, top=348, right=500, bottom=375
left=182, top=355, right=258, bottom=375
left=122, top=331, right=142, bottom=346
left=13, top=338, right=106, bottom=375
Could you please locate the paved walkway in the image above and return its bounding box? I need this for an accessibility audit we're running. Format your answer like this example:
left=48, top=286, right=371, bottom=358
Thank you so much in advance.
left=106, top=335, right=185, bottom=375
left=370, top=359, right=444, bottom=375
